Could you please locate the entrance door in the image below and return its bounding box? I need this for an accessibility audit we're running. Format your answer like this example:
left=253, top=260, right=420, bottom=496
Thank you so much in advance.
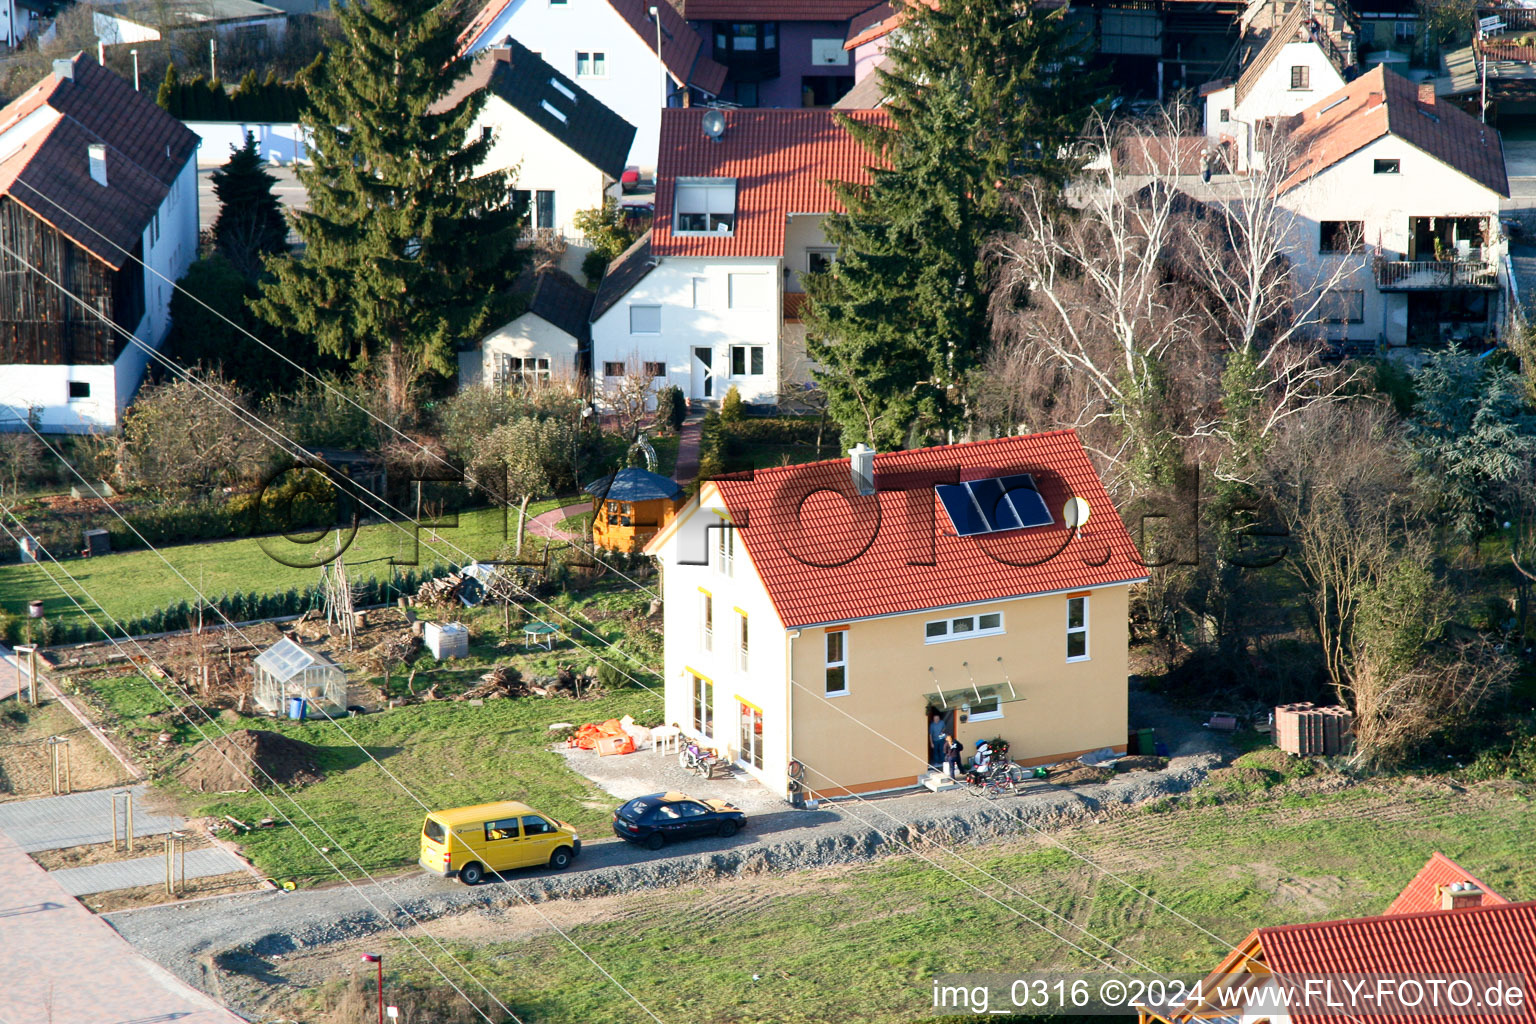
left=739, top=701, right=763, bottom=770
left=926, top=706, right=957, bottom=768
left=692, top=347, right=714, bottom=400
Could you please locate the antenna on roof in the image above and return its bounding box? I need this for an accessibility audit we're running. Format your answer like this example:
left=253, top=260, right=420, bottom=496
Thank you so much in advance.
left=1063, top=497, right=1091, bottom=535
left=702, top=108, right=726, bottom=143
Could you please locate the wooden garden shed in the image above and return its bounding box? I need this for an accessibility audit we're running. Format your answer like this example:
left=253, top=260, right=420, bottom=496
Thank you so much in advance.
left=584, top=468, right=685, bottom=552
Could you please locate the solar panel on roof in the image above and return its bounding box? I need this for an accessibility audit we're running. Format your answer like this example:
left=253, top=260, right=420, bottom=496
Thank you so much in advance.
left=937, top=474, right=1054, bottom=537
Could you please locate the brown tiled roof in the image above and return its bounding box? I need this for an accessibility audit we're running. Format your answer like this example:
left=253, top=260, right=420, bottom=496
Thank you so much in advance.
left=1383, top=852, right=1510, bottom=917
left=1235, top=1, right=1309, bottom=106
left=0, top=54, right=198, bottom=270
left=658, top=431, right=1148, bottom=630
left=652, top=107, right=887, bottom=258
left=833, top=61, right=892, bottom=108
left=591, top=230, right=656, bottom=322
left=457, top=0, right=726, bottom=95
left=1280, top=66, right=1508, bottom=197
left=683, top=0, right=876, bottom=20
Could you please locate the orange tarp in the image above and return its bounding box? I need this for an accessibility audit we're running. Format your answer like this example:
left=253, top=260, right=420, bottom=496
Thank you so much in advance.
left=567, top=719, right=629, bottom=750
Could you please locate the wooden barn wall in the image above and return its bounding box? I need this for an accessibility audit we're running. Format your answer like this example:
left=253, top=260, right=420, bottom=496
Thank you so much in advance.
left=0, top=197, right=127, bottom=365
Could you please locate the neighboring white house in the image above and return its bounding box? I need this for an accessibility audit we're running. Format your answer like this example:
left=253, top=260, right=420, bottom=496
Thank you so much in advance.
left=456, top=0, right=727, bottom=174
left=2, top=0, right=46, bottom=48
left=436, top=39, right=635, bottom=255
left=589, top=106, right=886, bottom=409
left=0, top=54, right=199, bottom=432
left=93, top=0, right=288, bottom=48
left=1203, top=1, right=1356, bottom=170
left=1275, top=66, right=1509, bottom=350
left=459, top=267, right=594, bottom=389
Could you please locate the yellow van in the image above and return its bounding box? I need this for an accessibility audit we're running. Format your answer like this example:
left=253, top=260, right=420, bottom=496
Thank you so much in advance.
left=418, top=801, right=581, bottom=885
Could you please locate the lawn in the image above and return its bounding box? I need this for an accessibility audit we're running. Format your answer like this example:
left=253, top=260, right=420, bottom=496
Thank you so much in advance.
left=377, top=780, right=1536, bottom=1024
left=140, top=688, right=659, bottom=882
left=0, top=498, right=584, bottom=635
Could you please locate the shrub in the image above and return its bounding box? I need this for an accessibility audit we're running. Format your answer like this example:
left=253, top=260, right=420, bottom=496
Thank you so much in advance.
left=720, top=386, right=745, bottom=423
left=653, top=385, right=686, bottom=435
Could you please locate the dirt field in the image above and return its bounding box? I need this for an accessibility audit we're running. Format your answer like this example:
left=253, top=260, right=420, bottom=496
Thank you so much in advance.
left=82, top=872, right=265, bottom=913
left=0, top=700, right=134, bottom=798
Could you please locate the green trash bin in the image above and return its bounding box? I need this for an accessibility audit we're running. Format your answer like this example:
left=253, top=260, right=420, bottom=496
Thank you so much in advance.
left=1133, top=728, right=1155, bottom=755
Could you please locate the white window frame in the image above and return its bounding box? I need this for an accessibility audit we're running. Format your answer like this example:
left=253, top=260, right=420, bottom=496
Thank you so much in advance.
left=806, top=247, right=837, bottom=274
left=629, top=304, right=661, bottom=335
left=923, top=610, right=1005, bottom=644
left=717, top=524, right=734, bottom=577
left=700, top=591, right=713, bottom=652
left=729, top=344, right=765, bottom=377
left=737, top=611, right=749, bottom=672
left=1066, top=596, right=1090, bottom=663
left=674, top=177, right=737, bottom=235
left=824, top=628, right=848, bottom=697
left=964, top=695, right=1003, bottom=723
left=727, top=272, right=770, bottom=310
left=575, top=51, right=606, bottom=77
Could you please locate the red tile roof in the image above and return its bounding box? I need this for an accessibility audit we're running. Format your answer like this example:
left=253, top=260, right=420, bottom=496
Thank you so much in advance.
left=684, top=0, right=877, bottom=20
left=844, top=0, right=915, bottom=48
left=1383, top=852, right=1510, bottom=917
left=457, top=0, right=727, bottom=95
left=694, top=431, right=1147, bottom=629
left=1259, top=901, right=1536, bottom=1024
left=652, top=107, right=887, bottom=258
left=1281, top=65, right=1508, bottom=197
left=0, top=54, right=197, bottom=270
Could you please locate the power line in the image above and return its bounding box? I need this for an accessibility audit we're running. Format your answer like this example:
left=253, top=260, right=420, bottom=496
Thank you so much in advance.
left=7, top=174, right=662, bottom=602
left=0, top=509, right=521, bottom=1024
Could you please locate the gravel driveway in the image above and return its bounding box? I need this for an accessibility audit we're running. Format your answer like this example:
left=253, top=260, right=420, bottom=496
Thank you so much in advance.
left=108, top=746, right=1221, bottom=999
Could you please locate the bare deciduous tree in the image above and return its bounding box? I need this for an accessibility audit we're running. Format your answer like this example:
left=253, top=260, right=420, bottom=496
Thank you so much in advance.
left=600, top=359, right=660, bottom=441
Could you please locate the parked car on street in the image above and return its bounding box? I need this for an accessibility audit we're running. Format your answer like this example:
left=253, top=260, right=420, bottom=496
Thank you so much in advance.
left=612, top=792, right=747, bottom=850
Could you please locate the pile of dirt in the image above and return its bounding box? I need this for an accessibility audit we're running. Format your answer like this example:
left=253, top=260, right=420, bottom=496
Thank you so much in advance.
left=177, top=729, right=325, bottom=792
left=1114, top=755, right=1168, bottom=773
left=1049, top=764, right=1114, bottom=786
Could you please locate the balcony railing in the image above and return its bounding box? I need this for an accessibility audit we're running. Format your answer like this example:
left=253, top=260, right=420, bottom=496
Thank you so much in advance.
left=1375, top=258, right=1499, bottom=290
left=1476, top=39, right=1536, bottom=61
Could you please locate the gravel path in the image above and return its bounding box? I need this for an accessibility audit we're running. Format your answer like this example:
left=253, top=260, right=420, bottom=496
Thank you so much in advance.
left=51, top=846, right=246, bottom=896
left=107, top=749, right=1220, bottom=997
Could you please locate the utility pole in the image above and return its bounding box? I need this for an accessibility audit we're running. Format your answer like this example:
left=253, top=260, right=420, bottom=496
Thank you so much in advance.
left=130, top=49, right=139, bottom=91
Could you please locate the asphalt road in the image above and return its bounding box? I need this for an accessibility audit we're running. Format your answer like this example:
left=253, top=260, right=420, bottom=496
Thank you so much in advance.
left=197, top=165, right=307, bottom=241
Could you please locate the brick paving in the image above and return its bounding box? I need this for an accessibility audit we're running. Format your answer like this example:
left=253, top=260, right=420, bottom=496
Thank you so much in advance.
left=0, top=786, right=183, bottom=853
left=673, top=412, right=705, bottom=485
left=50, top=846, right=246, bottom=896
left=0, top=829, right=243, bottom=1024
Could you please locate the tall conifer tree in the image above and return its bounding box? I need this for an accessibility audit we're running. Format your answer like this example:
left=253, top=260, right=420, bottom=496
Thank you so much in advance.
left=804, top=0, right=1102, bottom=449
left=211, top=132, right=289, bottom=281
left=252, top=0, right=524, bottom=415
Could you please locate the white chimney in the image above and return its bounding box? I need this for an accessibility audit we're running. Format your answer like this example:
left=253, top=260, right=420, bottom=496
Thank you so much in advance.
left=87, top=144, right=108, bottom=187
left=53, top=58, right=74, bottom=80
left=849, top=443, right=875, bottom=496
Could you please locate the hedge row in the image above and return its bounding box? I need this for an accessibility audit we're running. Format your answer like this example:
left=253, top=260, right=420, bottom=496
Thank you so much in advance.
left=158, top=68, right=308, bottom=123
left=719, top=417, right=831, bottom=449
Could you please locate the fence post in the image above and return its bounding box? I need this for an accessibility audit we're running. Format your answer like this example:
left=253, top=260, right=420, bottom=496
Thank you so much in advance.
left=112, top=789, right=134, bottom=853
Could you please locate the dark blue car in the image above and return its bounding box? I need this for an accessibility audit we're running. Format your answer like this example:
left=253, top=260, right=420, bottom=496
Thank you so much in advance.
left=612, top=792, right=747, bottom=850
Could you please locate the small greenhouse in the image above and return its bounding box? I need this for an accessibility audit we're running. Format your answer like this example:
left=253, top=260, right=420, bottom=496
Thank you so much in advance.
left=251, top=637, right=347, bottom=714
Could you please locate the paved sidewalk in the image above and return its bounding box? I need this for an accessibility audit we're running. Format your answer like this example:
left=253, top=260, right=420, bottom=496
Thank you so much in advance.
left=51, top=846, right=246, bottom=896
left=0, top=786, right=183, bottom=853
left=0, top=644, right=23, bottom=701
left=673, top=412, right=704, bottom=485
left=525, top=501, right=590, bottom=543
left=0, top=829, right=243, bottom=1024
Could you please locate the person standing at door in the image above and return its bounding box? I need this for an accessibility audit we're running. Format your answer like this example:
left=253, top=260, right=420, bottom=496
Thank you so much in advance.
left=927, top=708, right=944, bottom=768
left=942, top=734, right=963, bottom=779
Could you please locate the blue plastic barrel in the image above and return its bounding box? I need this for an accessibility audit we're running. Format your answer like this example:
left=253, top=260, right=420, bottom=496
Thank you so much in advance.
left=287, top=696, right=306, bottom=721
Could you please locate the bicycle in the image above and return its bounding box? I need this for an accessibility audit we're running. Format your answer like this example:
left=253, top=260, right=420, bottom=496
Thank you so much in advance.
left=981, top=761, right=1026, bottom=799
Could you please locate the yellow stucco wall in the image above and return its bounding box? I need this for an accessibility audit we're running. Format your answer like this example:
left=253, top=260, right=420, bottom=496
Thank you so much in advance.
left=787, top=586, right=1131, bottom=796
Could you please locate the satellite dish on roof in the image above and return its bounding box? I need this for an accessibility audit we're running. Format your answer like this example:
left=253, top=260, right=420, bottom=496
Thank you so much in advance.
left=1063, top=497, right=1091, bottom=531
left=702, top=108, right=726, bottom=142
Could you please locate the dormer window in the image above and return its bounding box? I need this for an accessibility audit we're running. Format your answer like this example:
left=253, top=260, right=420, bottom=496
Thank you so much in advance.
left=675, top=177, right=736, bottom=235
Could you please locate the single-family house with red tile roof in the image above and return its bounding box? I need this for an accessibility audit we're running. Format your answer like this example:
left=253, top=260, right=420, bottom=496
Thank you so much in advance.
left=642, top=431, right=1148, bottom=799
left=1140, top=853, right=1530, bottom=1024
left=0, top=54, right=198, bottom=432
left=456, top=0, right=724, bottom=173
left=589, top=106, right=885, bottom=409
left=1271, top=65, right=1509, bottom=351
